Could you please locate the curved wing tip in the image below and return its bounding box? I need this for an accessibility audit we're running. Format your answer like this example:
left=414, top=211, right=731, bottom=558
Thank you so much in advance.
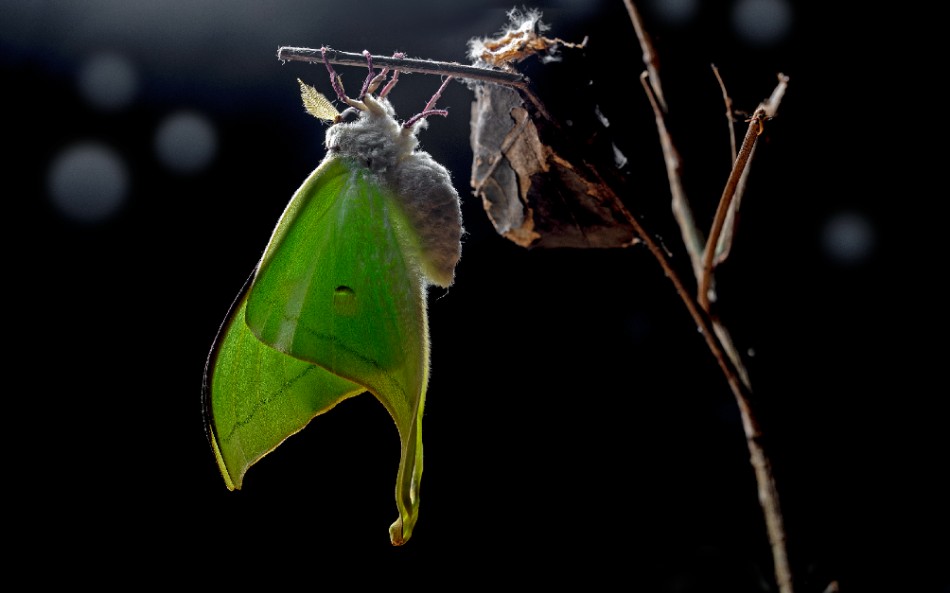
left=388, top=518, right=412, bottom=546
left=209, top=433, right=241, bottom=491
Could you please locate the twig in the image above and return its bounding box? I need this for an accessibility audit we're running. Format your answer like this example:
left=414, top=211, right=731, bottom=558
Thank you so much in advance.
left=698, top=110, right=765, bottom=310
left=278, top=46, right=552, bottom=120
left=712, top=75, right=791, bottom=593
left=598, top=185, right=775, bottom=593
left=623, top=0, right=667, bottom=112
left=712, top=65, right=738, bottom=163
left=700, top=73, right=789, bottom=309
left=699, top=74, right=793, bottom=593
left=280, top=46, right=524, bottom=84
left=640, top=73, right=705, bottom=282
left=627, top=1, right=703, bottom=279
left=711, top=65, right=740, bottom=264
left=761, top=73, right=790, bottom=117
left=733, top=366, right=792, bottom=593
left=626, top=4, right=795, bottom=592
left=589, top=176, right=754, bottom=415
left=643, top=75, right=791, bottom=593
left=822, top=581, right=840, bottom=593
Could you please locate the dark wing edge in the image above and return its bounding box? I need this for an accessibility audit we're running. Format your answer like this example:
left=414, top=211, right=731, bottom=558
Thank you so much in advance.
left=201, top=267, right=258, bottom=490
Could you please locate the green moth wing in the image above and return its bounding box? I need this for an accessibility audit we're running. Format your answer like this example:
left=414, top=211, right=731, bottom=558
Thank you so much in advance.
left=204, top=156, right=430, bottom=544
left=247, top=155, right=430, bottom=543
left=203, top=270, right=365, bottom=491
left=204, top=63, right=460, bottom=546
left=245, top=155, right=429, bottom=421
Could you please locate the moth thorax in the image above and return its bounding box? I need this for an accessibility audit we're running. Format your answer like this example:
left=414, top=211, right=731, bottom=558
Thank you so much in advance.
left=325, top=97, right=418, bottom=173
left=326, top=94, right=462, bottom=287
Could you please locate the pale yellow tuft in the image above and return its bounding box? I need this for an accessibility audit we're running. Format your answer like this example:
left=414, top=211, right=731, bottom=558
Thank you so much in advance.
left=298, top=79, right=340, bottom=122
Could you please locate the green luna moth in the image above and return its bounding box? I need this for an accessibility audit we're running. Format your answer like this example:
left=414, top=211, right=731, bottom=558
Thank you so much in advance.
left=202, top=49, right=462, bottom=545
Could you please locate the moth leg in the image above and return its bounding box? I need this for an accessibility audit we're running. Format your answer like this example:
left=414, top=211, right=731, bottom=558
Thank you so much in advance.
left=359, top=50, right=379, bottom=98
left=379, top=52, right=406, bottom=98
left=321, top=46, right=362, bottom=110
left=403, top=76, right=453, bottom=129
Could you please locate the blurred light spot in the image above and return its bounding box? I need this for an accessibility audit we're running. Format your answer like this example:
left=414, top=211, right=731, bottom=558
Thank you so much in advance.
left=732, top=0, right=792, bottom=46
left=646, top=0, right=698, bottom=25
left=154, top=110, right=217, bottom=174
left=47, top=142, right=129, bottom=224
left=821, top=211, right=875, bottom=265
left=77, top=52, right=138, bottom=111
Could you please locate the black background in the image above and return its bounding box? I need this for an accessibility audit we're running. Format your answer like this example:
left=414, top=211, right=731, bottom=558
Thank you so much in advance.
left=4, top=1, right=943, bottom=590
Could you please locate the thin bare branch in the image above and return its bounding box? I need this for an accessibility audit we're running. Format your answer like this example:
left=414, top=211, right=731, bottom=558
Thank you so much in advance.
left=588, top=172, right=753, bottom=412
left=640, top=73, right=705, bottom=281
left=822, top=581, right=841, bottom=593
left=700, top=73, right=789, bottom=310
left=279, top=46, right=524, bottom=85
left=696, top=72, right=793, bottom=593
left=715, top=73, right=788, bottom=266
left=279, top=46, right=553, bottom=121
left=628, top=1, right=704, bottom=280
left=712, top=65, right=738, bottom=163
left=761, top=73, right=790, bottom=118
left=589, top=186, right=784, bottom=593
left=606, top=205, right=786, bottom=593
left=711, top=314, right=792, bottom=593
left=636, top=31, right=793, bottom=587
left=733, top=377, right=793, bottom=593
left=623, top=0, right=667, bottom=112
left=711, top=65, right=741, bottom=264
left=699, top=110, right=765, bottom=310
